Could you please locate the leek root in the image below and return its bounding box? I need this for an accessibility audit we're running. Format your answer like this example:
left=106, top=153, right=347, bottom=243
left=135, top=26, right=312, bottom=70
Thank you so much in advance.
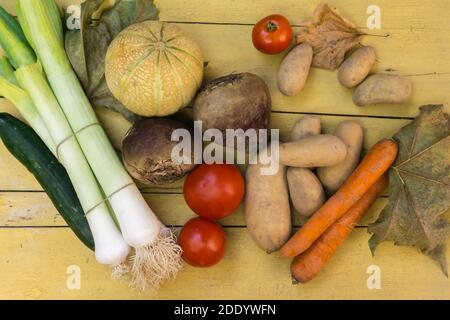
left=131, top=228, right=183, bottom=290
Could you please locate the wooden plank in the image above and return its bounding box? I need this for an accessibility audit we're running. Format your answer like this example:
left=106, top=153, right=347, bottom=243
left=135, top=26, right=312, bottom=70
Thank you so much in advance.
left=1, top=6, right=449, bottom=118
left=4, top=0, right=450, bottom=30
left=0, top=191, right=389, bottom=227
left=184, top=24, right=450, bottom=117
left=155, top=0, right=450, bottom=30
left=0, top=227, right=448, bottom=299
left=145, top=22, right=449, bottom=118
left=0, top=0, right=447, bottom=300
left=0, top=192, right=65, bottom=226
left=0, top=98, right=410, bottom=191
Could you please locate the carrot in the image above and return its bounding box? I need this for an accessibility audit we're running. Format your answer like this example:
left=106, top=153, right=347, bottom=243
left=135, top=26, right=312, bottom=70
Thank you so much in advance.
left=280, top=139, right=397, bottom=257
left=291, top=175, right=389, bottom=283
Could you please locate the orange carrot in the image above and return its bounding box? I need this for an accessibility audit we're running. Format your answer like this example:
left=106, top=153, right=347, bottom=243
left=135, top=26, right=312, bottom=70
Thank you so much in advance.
left=291, top=175, right=389, bottom=283
left=280, top=139, right=397, bottom=258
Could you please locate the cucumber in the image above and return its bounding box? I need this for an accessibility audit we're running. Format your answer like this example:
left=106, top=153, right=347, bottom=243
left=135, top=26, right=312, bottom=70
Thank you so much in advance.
left=0, top=113, right=94, bottom=250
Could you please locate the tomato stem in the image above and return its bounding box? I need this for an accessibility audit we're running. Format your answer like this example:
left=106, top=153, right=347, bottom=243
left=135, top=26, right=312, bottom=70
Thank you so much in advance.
left=266, top=21, right=278, bottom=32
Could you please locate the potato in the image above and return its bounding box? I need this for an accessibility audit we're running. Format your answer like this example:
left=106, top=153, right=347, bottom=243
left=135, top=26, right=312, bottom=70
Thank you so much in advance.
left=353, top=74, right=413, bottom=106
left=287, top=116, right=324, bottom=217
left=279, top=134, right=347, bottom=168
left=287, top=168, right=325, bottom=217
left=289, top=115, right=321, bottom=141
left=338, top=46, right=376, bottom=88
left=317, top=121, right=363, bottom=194
left=244, top=163, right=291, bottom=253
left=277, top=43, right=313, bottom=96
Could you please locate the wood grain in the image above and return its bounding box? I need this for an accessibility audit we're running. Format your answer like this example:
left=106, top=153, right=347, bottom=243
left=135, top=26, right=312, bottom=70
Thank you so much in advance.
left=3, top=3, right=450, bottom=117
left=0, top=98, right=410, bottom=191
left=0, top=227, right=448, bottom=299
left=4, top=0, right=450, bottom=29
left=0, top=0, right=448, bottom=300
left=0, top=191, right=388, bottom=227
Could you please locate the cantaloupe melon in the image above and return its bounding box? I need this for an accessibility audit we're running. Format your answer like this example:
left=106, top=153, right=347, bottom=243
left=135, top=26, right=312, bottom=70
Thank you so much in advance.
left=105, top=21, right=204, bottom=117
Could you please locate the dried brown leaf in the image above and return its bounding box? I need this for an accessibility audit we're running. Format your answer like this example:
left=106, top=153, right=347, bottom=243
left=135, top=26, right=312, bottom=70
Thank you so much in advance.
left=369, top=105, right=450, bottom=276
left=296, top=4, right=363, bottom=70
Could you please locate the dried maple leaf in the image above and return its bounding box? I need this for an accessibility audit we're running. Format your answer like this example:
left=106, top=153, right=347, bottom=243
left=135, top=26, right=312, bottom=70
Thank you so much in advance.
left=369, top=105, right=450, bottom=276
left=296, top=4, right=363, bottom=70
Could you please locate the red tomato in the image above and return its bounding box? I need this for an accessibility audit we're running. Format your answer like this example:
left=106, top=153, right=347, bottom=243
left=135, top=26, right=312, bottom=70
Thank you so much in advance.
left=252, top=14, right=293, bottom=54
left=179, top=217, right=226, bottom=267
left=183, top=164, right=244, bottom=220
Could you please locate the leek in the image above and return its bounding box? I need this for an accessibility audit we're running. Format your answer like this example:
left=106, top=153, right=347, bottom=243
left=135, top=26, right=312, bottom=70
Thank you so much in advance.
left=0, top=6, right=130, bottom=266
left=17, top=0, right=182, bottom=289
left=0, top=55, right=54, bottom=152
left=0, top=7, right=35, bottom=69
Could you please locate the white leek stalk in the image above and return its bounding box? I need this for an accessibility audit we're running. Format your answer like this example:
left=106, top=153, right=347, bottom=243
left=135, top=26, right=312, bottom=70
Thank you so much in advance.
left=15, top=64, right=130, bottom=266
left=18, top=0, right=182, bottom=289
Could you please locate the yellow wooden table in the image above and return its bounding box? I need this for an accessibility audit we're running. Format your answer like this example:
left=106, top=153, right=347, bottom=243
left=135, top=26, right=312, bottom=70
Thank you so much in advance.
left=0, top=0, right=449, bottom=299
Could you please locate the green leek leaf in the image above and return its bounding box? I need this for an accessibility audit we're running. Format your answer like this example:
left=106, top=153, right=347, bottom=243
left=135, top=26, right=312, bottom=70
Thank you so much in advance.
left=0, top=54, right=19, bottom=85
left=0, top=6, right=36, bottom=68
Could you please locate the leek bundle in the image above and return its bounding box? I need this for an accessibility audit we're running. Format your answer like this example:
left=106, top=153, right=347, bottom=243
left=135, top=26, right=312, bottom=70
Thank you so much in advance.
left=0, top=6, right=130, bottom=268
left=0, top=1, right=182, bottom=289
